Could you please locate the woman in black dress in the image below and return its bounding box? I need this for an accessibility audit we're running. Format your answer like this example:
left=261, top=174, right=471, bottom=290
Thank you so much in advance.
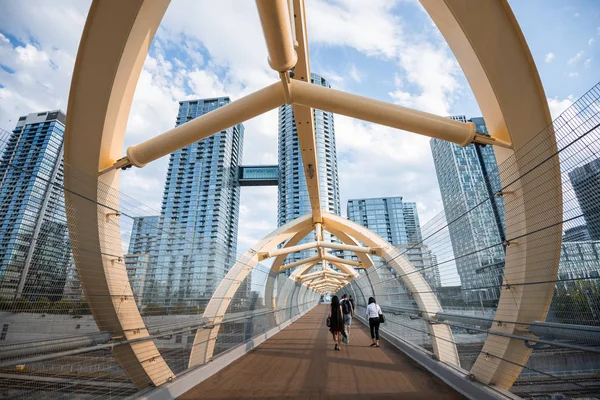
left=329, top=295, right=345, bottom=351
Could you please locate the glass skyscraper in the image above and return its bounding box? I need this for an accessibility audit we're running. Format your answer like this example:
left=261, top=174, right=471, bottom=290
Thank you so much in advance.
left=128, top=216, right=160, bottom=254
left=137, top=98, right=244, bottom=307
left=346, top=196, right=440, bottom=288
left=569, top=158, right=600, bottom=240
left=0, top=111, right=70, bottom=301
left=347, top=197, right=421, bottom=246
left=277, top=73, right=341, bottom=266
left=430, top=116, right=506, bottom=303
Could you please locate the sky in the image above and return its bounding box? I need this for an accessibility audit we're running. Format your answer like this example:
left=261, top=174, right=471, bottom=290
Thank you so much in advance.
left=0, top=0, right=599, bottom=260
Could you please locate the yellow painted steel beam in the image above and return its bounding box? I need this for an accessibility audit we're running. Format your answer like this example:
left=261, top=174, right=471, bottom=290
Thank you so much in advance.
left=64, top=0, right=173, bottom=389
left=420, top=0, right=560, bottom=389
left=123, top=83, right=285, bottom=169
left=290, top=79, right=480, bottom=147
left=280, top=254, right=321, bottom=271
left=290, top=0, right=322, bottom=223
left=259, top=240, right=377, bottom=259
left=322, top=253, right=361, bottom=267
left=255, top=0, right=297, bottom=72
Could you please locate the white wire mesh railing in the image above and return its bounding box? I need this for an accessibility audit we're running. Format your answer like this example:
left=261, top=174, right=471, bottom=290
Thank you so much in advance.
left=338, top=81, right=600, bottom=399
left=0, top=127, right=319, bottom=398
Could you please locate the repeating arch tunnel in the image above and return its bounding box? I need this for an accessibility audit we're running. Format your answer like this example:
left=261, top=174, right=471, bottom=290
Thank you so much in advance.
left=63, top=0, right=560, bottom=394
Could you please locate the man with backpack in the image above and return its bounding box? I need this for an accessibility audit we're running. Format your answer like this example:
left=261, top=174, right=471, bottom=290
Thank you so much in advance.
left=341, top=294, right=354, bottom=340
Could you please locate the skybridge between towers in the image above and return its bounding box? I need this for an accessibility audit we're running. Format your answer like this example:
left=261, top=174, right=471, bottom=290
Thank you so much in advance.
left=3, top=0, right=600, bottom=399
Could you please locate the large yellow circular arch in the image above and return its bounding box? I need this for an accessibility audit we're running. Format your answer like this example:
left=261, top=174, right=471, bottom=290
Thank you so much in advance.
left=64, top=0, right=560, bottom=391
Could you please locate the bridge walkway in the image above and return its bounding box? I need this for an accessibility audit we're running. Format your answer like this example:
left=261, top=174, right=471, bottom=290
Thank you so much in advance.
left=181, top=305, right=464, bottom=399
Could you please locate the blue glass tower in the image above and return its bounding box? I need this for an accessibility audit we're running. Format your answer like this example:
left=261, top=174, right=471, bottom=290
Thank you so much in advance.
left=347, top=197, right=421, bottom=246
left=277, top=73, right=341, bottom=267
left=0, top=111, right=70, bottom=301
left=346, top=196, right=440, bottom=288
left=140, top=98, right=243, bottom=307
left=430, top=116, right=506, bottom=303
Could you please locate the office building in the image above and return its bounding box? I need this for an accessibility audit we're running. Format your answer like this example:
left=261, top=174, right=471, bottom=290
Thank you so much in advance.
left=138, top=97, right=244, bottom=307
left=347, top=197, right=421, bottom=246
left=125, top=254, right=150, bottom=307
left=128, top=216, right=160, bottom=254
left=277, top=73, right=341, bottom=267
left=0, top=111, right=70, bottom=301
left=557, top=240, right=600, bottom=285
left=569, top=158, right=600, bottom=240
left=430, top=116, right=506, bottom=303
left=346, top=196, right=441, bottom=289
left=563, top=225, right=591, bottom=242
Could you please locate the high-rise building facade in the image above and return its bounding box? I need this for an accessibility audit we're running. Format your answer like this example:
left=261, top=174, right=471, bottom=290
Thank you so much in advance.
left=277, top=73, right=341, bottom=266
left=430, top=116, right=506, bottom=303
left=138, top=98, right=244, bottom=307
left=346, top=196, right=440, bottom=289
left=569, top=158, right=600, bottom=240
left=128, top=216, right=160, bottom=254
left=0, top=111, right=70, bottom=301
left=563, top=225, right=591, bottom=242
left=347, top=197, right=421, bottom=246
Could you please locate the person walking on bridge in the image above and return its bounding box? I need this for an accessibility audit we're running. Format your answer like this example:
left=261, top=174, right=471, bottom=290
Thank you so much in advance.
left=366, top=297, right=382, bottom=347
left=328, top=295, right=345, bottom=351
left=341, top=294, right=354, bottom=341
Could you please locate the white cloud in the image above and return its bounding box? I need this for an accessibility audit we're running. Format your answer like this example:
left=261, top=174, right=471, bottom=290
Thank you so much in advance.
left=574, top=12, right=580, bottom=18
left=545, top=52, right=555, bottom=63
left=547, top=96, right=574, bottom=120
left=349, top=64, right=363, bottom=83
left=307, top=0, right=403, bottom=59
left=590, top=38, right=595, bottom=46
left=568, top=72, right=579, bottom=78
left=567, top=51, right=584, bottom=65
left=0, top=1, right=90, bottom=131
left=584, top=58, right=592, bottom=68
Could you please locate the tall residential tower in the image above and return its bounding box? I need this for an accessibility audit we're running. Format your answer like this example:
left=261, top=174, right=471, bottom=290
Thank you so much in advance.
left=140, top=98, right=244, bottom=307
left=430, top=116, right=506, bottom=303
left=0, top=111, right=70, bottom=300
left=277, top=73, right=341, bottom=266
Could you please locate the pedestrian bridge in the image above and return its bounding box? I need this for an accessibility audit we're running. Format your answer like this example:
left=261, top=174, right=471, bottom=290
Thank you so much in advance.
left=150, top=305, right=465, bottom=400
left=1, top=0, right=600, bottom=399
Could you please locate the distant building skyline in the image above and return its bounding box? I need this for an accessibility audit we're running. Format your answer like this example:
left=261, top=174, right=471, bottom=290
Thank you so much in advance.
left=430, top=116, right=506, bottom=303
left=0, top=111, right=70, bottom=301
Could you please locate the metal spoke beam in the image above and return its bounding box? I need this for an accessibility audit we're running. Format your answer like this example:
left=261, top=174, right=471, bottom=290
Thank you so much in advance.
left=280, top=254, right=320, bottom=271
left=259, top=240, right=377, bottom=260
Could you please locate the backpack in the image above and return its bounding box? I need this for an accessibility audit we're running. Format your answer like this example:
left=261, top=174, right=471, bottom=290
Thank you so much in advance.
left=342, top=299, right=352, bottom=315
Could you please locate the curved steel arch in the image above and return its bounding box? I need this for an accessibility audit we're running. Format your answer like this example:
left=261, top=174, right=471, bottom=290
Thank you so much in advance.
left=322, top=213, right=460, bottom=366
left=64, top=0, right=172, bottom=388
left=64, top=0, right=559, bottom=391
left=420, top=0, right=560, bottom=388
left=198, top=212, right=460, bottom=366
left=188, top=214, right=315, bottom=367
